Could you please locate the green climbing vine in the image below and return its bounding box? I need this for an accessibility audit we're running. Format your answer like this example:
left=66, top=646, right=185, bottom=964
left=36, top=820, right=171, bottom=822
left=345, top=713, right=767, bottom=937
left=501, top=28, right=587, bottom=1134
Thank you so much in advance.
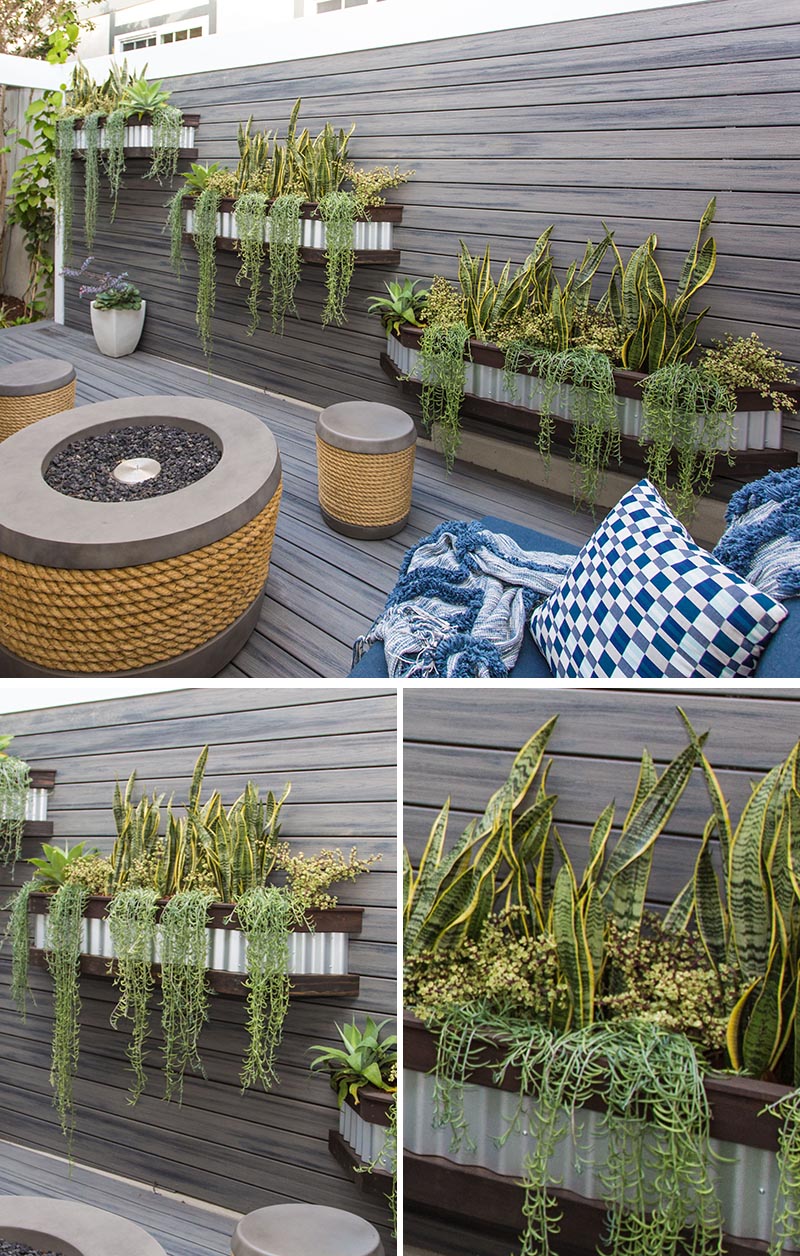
left=234, top=190, right=269, bottom=335
left=107, top=887, right=159, bottom=1102
left=159, top=889, right=214, bottom=1102
left=235, top=886, right=308, bottom=1091
left=319, top=190, right=356, bottom=327
left=268, top=192, right=303, bottom=335
left=45, top=882, right=89, bottom=1150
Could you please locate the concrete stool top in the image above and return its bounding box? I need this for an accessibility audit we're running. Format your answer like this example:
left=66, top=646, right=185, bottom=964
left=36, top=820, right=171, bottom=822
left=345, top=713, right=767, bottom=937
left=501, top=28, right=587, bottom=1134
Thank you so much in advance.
left=0, top=358, right=75, bottom=396
left=316, top=401, right=415, bottom=454
left=232, top=1203, right=384, bottom=1256
left=0, top=1195, right=168, bottom=1256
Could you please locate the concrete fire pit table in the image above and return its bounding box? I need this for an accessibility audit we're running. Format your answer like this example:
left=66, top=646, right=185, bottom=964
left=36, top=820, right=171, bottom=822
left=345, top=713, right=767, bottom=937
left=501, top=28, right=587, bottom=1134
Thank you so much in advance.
left=0, top=1196, right=168, bottom=1256
left=0, top=395, right=282, bottom=676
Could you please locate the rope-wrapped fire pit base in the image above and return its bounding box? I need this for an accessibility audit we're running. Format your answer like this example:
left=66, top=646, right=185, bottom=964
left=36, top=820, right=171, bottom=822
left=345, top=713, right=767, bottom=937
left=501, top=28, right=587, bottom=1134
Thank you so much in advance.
left=0, top=487, right=280, bottom=673
left=0, top=396, right=282, bottom=677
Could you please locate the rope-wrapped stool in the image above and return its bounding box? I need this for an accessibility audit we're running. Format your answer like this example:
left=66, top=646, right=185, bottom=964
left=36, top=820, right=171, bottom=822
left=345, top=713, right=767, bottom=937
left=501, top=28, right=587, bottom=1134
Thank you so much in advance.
left=0, top=357, right=76, bottom=442
left=316, top=401, right=416, bottom=538
left=0, top=395, right=282, bottom=677
left=231, top=1203, right=385, bottom=1256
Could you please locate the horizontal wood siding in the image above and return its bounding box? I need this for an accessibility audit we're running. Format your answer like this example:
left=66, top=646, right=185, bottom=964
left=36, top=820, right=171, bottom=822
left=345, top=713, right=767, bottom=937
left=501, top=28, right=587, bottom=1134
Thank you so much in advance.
left=0, top=687, right=397, bottom=1251
left=403, top=688, right=800, bottom=909
left=63, top=0, right=799, bottom=435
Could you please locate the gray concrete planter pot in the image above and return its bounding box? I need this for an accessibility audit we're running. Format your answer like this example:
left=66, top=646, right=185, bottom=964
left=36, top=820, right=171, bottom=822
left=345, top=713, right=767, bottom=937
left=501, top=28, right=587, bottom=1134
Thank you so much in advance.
left=28, top=893, right=364, bottom=998
left=404, top=1015, right=794, bottom=1256
left=0, top=396, right=282, bottom=677
left=90, top=300, right=146, bottom=357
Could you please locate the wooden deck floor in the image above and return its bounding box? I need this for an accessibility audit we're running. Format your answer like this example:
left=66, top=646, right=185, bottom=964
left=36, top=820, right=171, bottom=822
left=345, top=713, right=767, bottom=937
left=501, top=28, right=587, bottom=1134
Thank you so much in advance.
left=0, top=321, right=594, bottom=677
left=0, top=1138, right=237, bottom=1256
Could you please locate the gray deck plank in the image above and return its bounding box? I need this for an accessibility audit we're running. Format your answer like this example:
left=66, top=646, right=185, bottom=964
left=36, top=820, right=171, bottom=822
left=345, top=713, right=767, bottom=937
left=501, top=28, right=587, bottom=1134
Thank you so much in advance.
left=0, top=1138, right=236, bottom=1255
left=0, top=321, right=593, bottom=676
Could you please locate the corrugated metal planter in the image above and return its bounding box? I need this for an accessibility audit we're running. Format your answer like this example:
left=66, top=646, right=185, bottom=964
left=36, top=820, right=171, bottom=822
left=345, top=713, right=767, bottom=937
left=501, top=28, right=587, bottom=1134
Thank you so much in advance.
left=329, top=1085, right=395, bottom=1201
left=27, top=893, right=363, bottom=998
left=385, top=330, right=789, bottom=453
left=404, top=1014, right=795, bottom=1256
left=184, top=200, right=402, bottom=266
left=72, top=114, right=199, bottom=158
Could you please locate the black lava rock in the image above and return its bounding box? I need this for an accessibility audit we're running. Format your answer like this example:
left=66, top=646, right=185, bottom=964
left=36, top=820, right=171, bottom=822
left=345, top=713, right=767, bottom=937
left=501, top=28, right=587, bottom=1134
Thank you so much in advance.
left=44, top=424, right=221, bottom=503
left=0, top=1241, right=63, bottom=1256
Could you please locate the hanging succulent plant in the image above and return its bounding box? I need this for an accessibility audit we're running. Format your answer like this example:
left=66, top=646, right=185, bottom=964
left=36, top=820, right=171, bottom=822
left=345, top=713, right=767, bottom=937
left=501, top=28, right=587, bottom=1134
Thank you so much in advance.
left=319, top=190, right=356, bottom=327
left=103, top=107, right=128, bottom=221
left=0, top=739, right=30, bottom=866
left=6, top=880, right=36, bottom=1015
left=107, top=886, right=159, bottom=1102
left=55, top=116, right=76, bottom=260
left=165, top=187, right=187, bottom=278
left=148, top=103, right=183, bottom=182
left=235, top=885, right=308, bottom=1091
left=192, top=185, right=221, bottom=357
left=234, top=190, right=269, bottom=335
left=82, top=111, right=102, bottom=249
left=45, top=882, right=89, bottom=1151
left=159, top=889, right=214, bottom=1102
left=268, top=192, right=303, bottom=335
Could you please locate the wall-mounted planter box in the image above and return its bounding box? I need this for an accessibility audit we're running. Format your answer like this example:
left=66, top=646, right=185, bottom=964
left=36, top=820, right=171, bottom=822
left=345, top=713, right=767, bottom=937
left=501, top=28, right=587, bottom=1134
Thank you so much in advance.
left=71, top=113, right=199, bottom=159
left=329, top=1085, right=394, bottom=1198
left=28, top=893, right=363, bottom=998
left=23, top=769, right=55, bottom=826
left=404, top=1013, right=789, bottom=1256
left=184, top=200, right=402, bottom=265
left=383, top=327, right=798, bottom=478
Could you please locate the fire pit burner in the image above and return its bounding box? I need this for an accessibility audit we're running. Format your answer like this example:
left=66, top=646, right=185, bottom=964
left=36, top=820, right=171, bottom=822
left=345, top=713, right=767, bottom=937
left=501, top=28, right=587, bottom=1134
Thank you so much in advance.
left=113, top=457, right=161, bottom=484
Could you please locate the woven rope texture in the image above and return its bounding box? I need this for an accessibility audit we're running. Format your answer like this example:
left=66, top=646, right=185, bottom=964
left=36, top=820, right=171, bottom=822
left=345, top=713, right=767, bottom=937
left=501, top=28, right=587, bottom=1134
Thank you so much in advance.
left=316, top=437, right=415, bottom=528
left=0, top=482, right=281, bottom=672
left=0, top=380, right=77, bottom=443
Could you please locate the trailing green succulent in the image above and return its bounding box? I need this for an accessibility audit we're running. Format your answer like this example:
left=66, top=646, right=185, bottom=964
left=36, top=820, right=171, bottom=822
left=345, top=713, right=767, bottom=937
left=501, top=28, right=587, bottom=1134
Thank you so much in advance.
left=107, top=886, right=159, bottom=1101
left=160, top=888, right=214, bottom=1103
left=4, top=880, right=37, bottom=1016
left=640, top=360, right=736, bottom=518
left=81, top=111, right=102, bottom=249
left=54, top=115, right=76, bottom=259
left=0, top=737, right=31, bottom=866
left=234, top=190, right=269, bottom=334
left=320, top=190, right=356, bottom=326
left=165, top=187, right=187, bottom=277
left=192, top=184, right=221, bottom=357
left=235, top=885, right=308, bottom=1091
left=45, top=882, right=89, bottom=1149
left=102, top=107, right=128, bottom=220
left=268, top=192, right=303, bottom=335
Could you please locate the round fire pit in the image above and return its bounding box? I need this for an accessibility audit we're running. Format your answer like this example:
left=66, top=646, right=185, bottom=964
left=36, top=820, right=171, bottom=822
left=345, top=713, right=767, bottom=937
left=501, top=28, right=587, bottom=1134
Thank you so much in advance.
left=0, top=1197, right=167, bottom=1256
left=0, top=396, right=282, bottom=676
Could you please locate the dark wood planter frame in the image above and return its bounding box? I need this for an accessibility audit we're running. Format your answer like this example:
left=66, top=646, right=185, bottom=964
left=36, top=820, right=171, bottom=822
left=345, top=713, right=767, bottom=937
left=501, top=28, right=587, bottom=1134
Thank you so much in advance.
left=404, top=1012, right=789, bottom=1256
left=27, top=893, right=363, bottom=1000
left=382, top=326, right=799, bottom=483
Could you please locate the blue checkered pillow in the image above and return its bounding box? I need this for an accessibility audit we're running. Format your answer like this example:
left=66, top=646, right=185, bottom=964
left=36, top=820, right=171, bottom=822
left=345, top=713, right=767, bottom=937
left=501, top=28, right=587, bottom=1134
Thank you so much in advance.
left=530, top=479, right=788, bottom=678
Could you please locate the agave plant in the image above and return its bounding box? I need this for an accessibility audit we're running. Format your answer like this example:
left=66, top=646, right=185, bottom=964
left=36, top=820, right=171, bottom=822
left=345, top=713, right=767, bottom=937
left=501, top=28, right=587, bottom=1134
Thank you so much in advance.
left=368, top=278, right=430, bottom=335
left=308, top=1016, right=397, bottom=1105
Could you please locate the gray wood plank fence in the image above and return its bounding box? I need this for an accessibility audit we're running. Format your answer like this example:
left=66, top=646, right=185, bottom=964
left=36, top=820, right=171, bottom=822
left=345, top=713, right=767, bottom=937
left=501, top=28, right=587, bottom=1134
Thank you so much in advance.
left=62, top=0, right=799, bottom=433
left=0, top=687, right=397, bottom=1250
left=403, top=687, right=800, bottom=908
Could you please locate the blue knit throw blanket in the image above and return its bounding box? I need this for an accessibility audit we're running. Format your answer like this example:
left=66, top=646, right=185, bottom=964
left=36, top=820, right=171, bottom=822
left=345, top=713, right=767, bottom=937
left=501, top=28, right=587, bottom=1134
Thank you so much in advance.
left=713, top=467, right=800, bottom=600
left=352, top=521, right=574, bottom=677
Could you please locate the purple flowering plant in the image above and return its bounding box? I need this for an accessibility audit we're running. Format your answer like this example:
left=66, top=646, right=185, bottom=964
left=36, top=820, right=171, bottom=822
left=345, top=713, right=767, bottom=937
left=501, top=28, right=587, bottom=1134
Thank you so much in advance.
left=61, top=257, right=142, bottom=310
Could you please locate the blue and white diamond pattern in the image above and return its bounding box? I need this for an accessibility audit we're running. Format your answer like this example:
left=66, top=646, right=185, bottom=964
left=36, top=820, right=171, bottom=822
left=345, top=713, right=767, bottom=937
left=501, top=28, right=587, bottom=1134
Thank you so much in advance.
left=530, top=480, right=788, bottom=678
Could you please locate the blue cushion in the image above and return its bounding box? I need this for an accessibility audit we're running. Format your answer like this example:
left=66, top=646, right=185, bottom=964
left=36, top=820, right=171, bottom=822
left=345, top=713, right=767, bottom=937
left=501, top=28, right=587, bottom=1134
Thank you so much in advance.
left=530, top=480, right=788, bottom=679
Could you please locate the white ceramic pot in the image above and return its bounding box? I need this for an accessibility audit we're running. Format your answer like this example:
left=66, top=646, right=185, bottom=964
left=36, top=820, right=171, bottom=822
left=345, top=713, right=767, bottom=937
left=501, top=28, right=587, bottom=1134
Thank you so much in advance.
left=90, top=300, right=146, bottom=357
